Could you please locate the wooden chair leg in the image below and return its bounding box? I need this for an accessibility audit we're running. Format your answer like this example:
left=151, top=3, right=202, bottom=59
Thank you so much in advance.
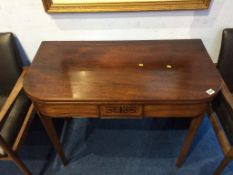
left=0, top=135, right=31, bottom=175
left=38, top=113, right=68, bottom=165
left=213, top=157, right=230, bottom=175
left=176, top=114, right=205, bottom=167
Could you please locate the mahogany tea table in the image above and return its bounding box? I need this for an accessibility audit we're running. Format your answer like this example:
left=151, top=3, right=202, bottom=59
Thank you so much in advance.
left=23, top=40, right=221, bottom=166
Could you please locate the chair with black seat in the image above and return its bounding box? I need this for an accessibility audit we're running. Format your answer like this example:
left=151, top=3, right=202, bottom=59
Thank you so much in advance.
left=0, top=32, right=34, bottom=175
left=208, top=28, right=233, bottom=175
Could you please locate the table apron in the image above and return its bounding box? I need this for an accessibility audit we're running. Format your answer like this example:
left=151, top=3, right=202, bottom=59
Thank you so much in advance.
left=35, top=102, right=208, bottom=118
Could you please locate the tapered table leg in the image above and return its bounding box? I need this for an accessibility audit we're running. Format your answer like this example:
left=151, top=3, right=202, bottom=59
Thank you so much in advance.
left=176, top=114, right=205, bottom=167
left=39, top=114, right=68, bottom=165
left=0, top=135, right=31, bottom=175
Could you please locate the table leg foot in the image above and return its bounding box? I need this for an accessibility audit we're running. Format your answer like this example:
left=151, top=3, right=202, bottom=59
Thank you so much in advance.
left=176, top=114, right=204, bottom=167
left=39, top=114, right=68, bottom=165
left=213, top=157, right=230, bottom=175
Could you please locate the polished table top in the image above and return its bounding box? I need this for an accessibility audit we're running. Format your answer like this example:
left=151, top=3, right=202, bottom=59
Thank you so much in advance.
left=24, top=40, right=220, bottom=104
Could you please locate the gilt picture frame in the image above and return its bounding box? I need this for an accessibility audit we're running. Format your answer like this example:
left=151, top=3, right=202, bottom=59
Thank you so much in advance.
left=42, top=0, right=211, bottom=13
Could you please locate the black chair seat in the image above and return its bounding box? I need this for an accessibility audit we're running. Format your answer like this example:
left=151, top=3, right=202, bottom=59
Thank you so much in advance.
left=0, top=91, right=30, bottom=156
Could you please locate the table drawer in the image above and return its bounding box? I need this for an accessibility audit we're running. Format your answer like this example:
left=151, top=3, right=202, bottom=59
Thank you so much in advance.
left=144, top=104, right=207, bottom=117
left=36, top=102, right=98, bottom=117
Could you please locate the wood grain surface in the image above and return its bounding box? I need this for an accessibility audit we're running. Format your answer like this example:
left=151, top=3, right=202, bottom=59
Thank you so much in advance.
left=24, top=40, right=220, bottom=104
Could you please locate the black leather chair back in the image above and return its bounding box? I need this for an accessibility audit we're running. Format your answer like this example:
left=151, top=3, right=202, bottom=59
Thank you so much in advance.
left=0, top=33, right=22, bottom=95
left=213, top=28, right=233, bottom=145
left=217, top=29, right=233, bottom=92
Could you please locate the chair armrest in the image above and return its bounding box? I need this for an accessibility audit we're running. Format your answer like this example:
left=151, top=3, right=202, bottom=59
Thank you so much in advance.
left=220, top=77, right=233, bottom=110
left=0, top=67, right=29, bottom=123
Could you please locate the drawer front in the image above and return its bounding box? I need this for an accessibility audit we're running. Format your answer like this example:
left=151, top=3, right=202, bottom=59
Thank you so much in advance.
left=36, top=102, right=98, bottom=117
left=144, top=104, right=207, bottom=117
left=100, top=105, right=142, bottom=118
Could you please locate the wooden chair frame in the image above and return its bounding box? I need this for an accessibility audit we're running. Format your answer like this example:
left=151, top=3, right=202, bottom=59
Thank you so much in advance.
left=208, top=77, right=233, bottom=175
left=0, top=67, right=35, bottom=175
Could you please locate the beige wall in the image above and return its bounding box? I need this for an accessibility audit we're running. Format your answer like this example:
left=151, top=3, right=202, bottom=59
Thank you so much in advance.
left=0, top=0, right=232, bottom=62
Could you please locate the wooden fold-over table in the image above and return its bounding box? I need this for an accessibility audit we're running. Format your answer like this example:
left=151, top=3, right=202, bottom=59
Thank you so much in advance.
left=24, top=40, right=221, bottom=166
